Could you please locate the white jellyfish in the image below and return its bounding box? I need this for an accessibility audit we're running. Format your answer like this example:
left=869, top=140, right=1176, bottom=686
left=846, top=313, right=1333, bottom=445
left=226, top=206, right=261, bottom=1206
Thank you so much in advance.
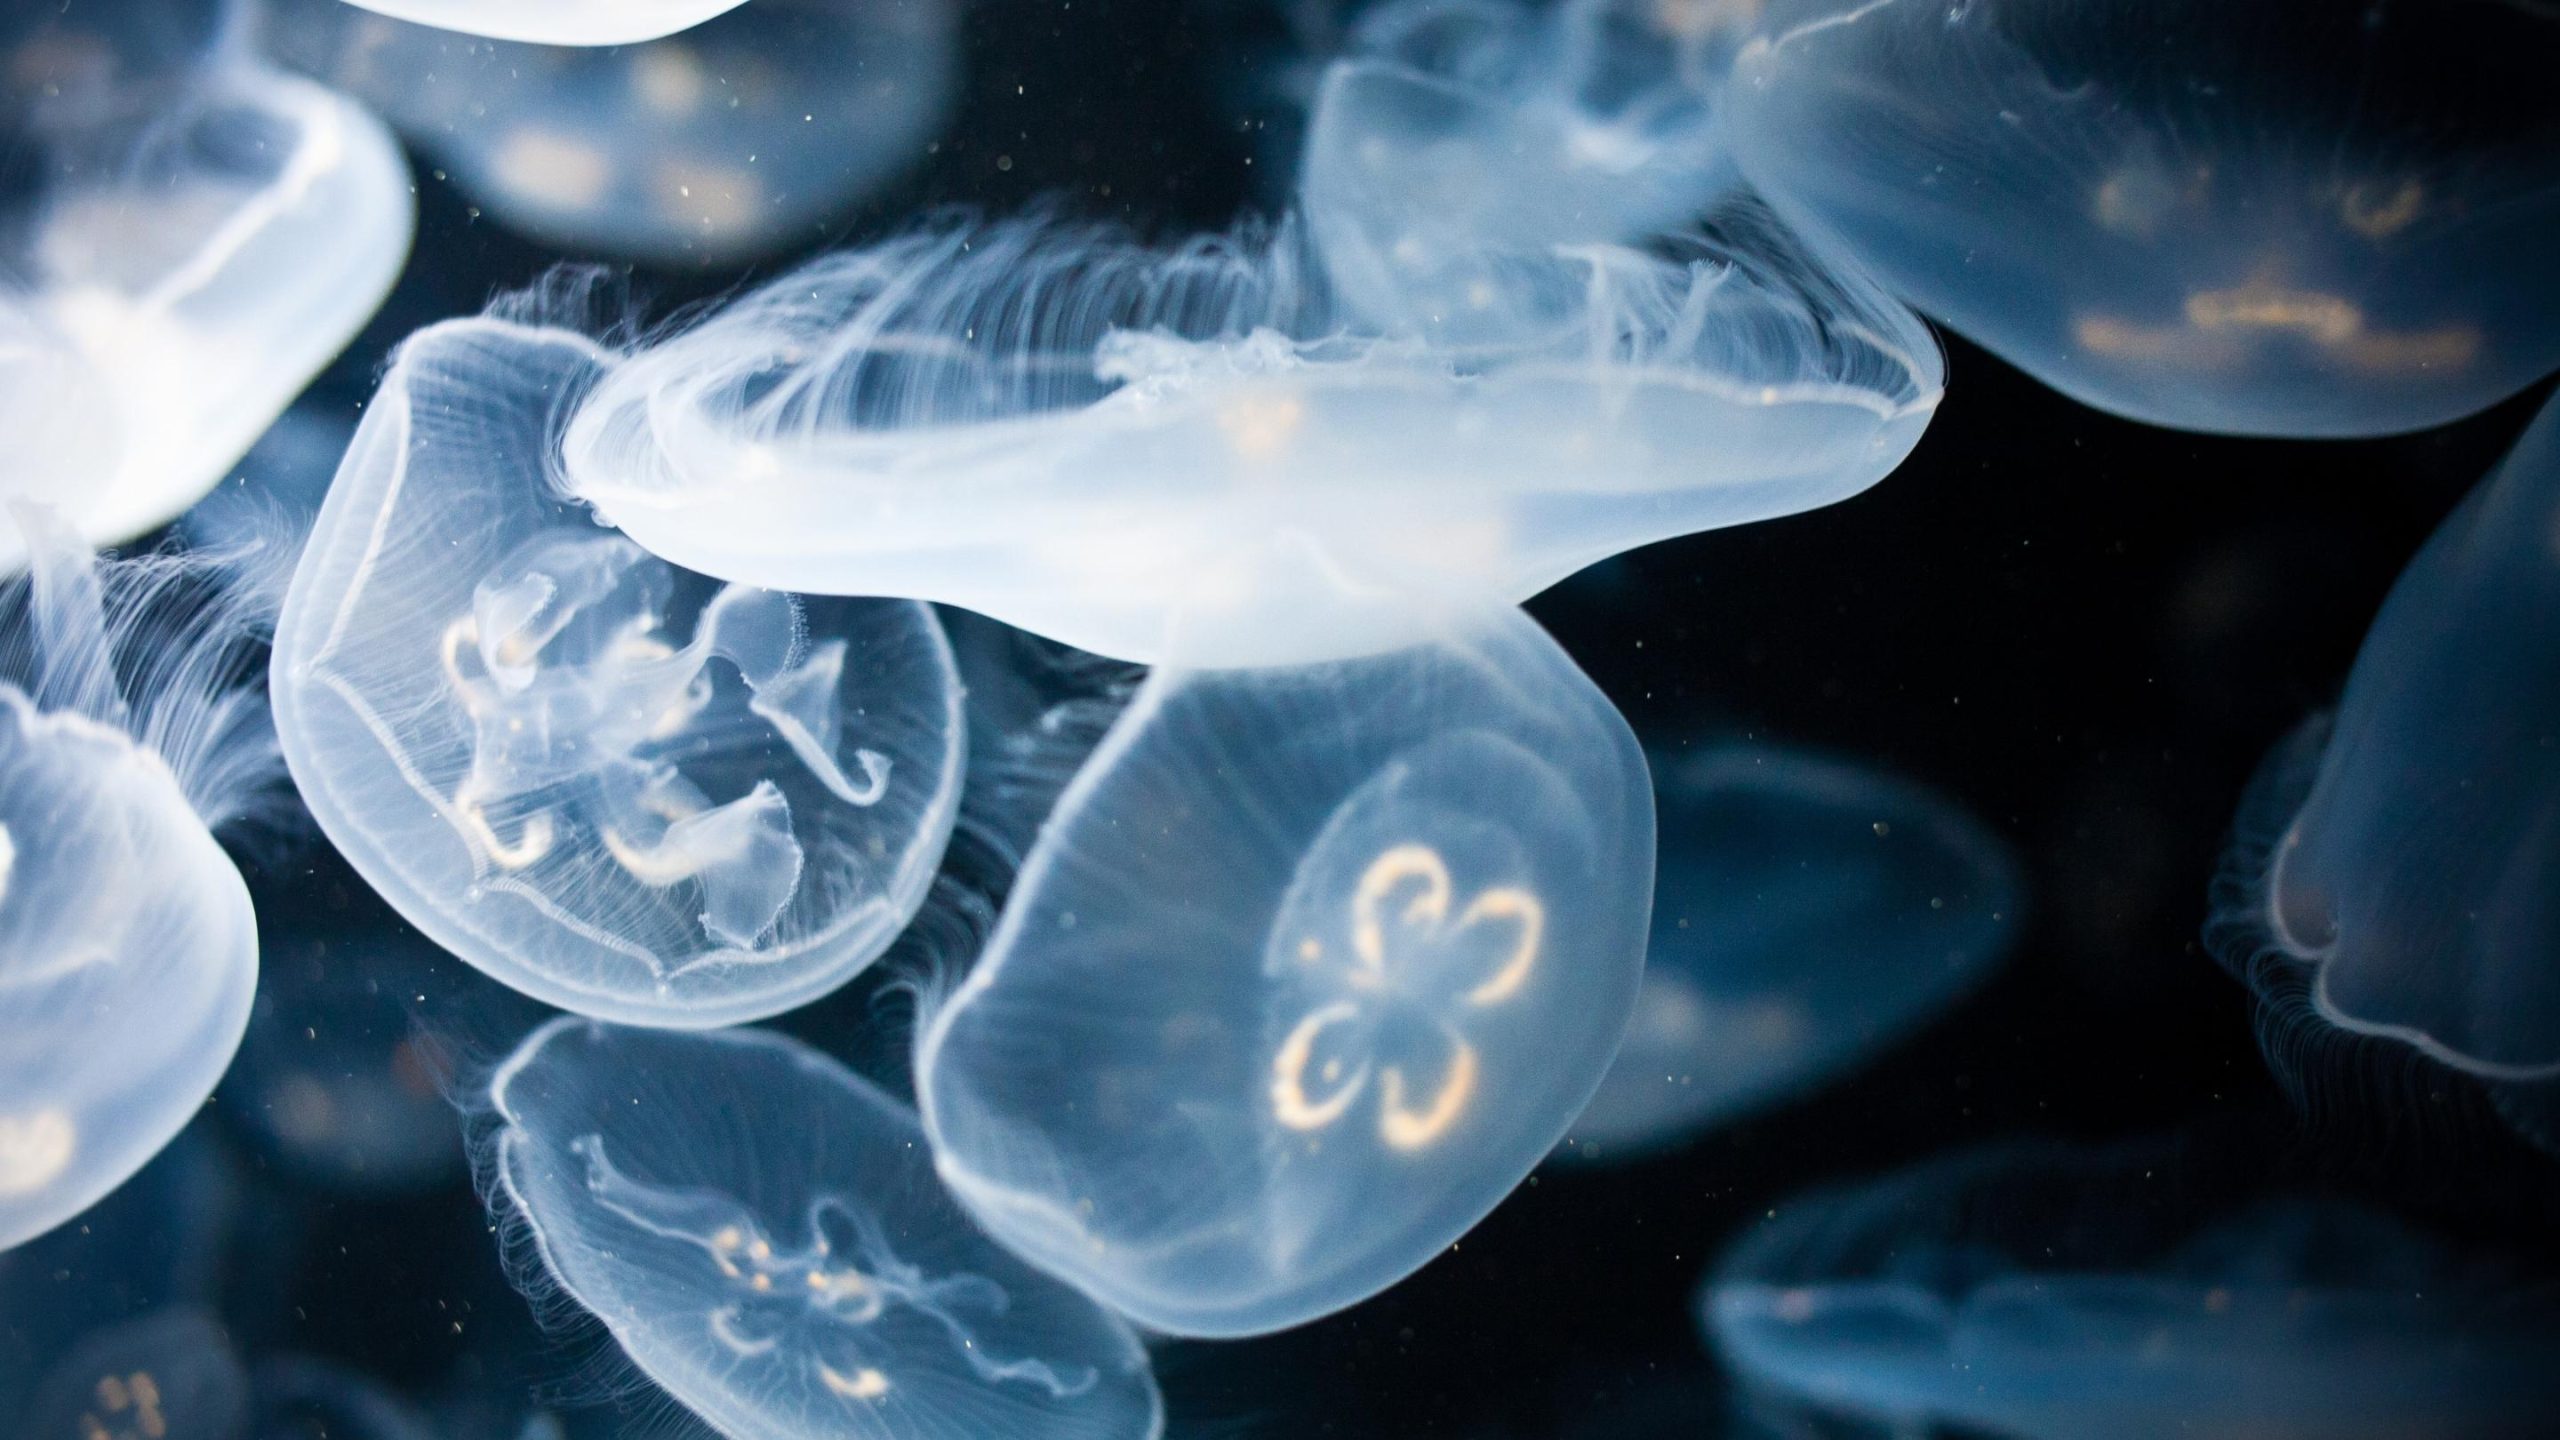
left=329, top=0, right=750, bottom=47
left=0, top=6, right=411, bottom=564
left=270, top=315, right=966, bottom=1029
left=1564, top=743, right=2022, bottom=1162
left=916, top=602, right=1654, bottom=1336
left=271, top=0, right=957, bottom=266
left=1723, top=0, right=2560, bottom=436
left=2208, top=389, right=2560, bottom=1149
left=0, top=509, right=281, bottom=1254
left=1703, top=1134, right=2560, bottom=1439
left=488, top=1017, right=1164, bottom=1440
left=560, top=208, right=1941, bottom=667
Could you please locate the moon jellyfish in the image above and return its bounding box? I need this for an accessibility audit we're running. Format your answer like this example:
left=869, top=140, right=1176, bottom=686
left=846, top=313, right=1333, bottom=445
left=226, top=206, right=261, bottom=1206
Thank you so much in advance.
left=1299, top=0, right=1748, bottom=333
left=272, top=316, right=966, bottom=1028
left=488, top=1017, right=1164, bottom=1440
left=1724, top=0, right=2560, bottom=436
left=0, top=12, right=411, bottom=560
left=272, top=0, right=958, bottom=265
left=562, top=209, right=1940, bottom=666
left=26, top=1309, right=248, bottom=1440
left=1703, top=1135, right=2560, bottom=1438
left=917, top=603, right=1653, bottom=1336
left=2208, top=391, right=2560, bottom=1150
left=0, top=510, right=280, bottom=1254
left=332, top=0, right=751, bottom=46
left=1564, top=743, right=2021, bottom=1162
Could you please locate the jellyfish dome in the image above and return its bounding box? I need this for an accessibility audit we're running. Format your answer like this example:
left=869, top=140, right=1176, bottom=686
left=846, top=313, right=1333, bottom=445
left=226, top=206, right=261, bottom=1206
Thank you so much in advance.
left=488, top=1017, right=1164, bottom=1440
left=26, top=1309, right=249, bottom=1440
left=1300, top=0, right=1749, bottom=334
left=917, top=603, right=1653, bottom=1336
left=1564, top=743, right=2021, bottom=1162
left=1702, top=1135, right=2560, bottom=1439
left=561, top=208, right=1940, bottom=668
left=273, top=0, right=958, bottom=266
left=0, top=510, right=279, bottom=1254
left=332, top=0, right=751, bottom=46
left=2208, top=390, right=2560, bottom=1143
left=271, top=316, right=967, bottom=1029
left=0, top=11, right=411, bottom=563
left=1723, top=0, right=2560, bottom=437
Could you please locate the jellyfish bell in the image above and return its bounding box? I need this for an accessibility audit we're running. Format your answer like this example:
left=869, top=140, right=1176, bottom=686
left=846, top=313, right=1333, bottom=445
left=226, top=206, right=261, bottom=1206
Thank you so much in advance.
left=271, top=315, right=967, bottom=1029
left=1563, top=742, right=2021, bottom=1162
left=0, top=17, right=410, bottom=565
left=0, top=508, right=279, bottom=1255
left=916, top=601, right=1653, bottom=1336
left=487, top=1017, right=1164, bottom=1440
left=331, top=0, right=752, bottom=47
left=271, top=0, right=957, bottom=266
left=1723, top=0, right=2560, bottom=437
left=26, top=1308, right=249, bottom=1440
left=2208, top=389, right=2560, bottom=1147
left=562, top=208, right=1941, bottom=668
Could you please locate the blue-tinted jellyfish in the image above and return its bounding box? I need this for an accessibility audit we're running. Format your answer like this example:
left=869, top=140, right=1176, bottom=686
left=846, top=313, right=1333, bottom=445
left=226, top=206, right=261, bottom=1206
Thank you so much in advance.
left=272, top=0, right=957, bottom=266
left=332, top=0, right=750, bottom=46
left=1723, top=0, right=2560, bottom=437
left=1702, top=1136, right=2560, bottom=1439
left=26, top=1309, right=248, bottom=1440
left=0, top=6, right=410, bottom=562
left=1299, top=0, right=1750, bottom=334
left=2208, top=390, right=2560, bottom=1149
left=488, top=1017, right=1164, bottom=1440
left=1564, top=743, right=2021, bottom=1162
left=0, top=510, right=281, bottom=1254
left=561, top=208, right=1940, bottom=667
left=916, top=603, right=1653, bottom=1336
left=271, top=317, right=966, bottom=1029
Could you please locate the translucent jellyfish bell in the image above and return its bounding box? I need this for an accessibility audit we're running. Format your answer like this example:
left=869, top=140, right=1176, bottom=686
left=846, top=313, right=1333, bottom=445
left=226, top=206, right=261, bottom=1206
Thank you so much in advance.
left=0, top=510, right=279, bottom=1253
left=917, top=603, right=1654, bottom=1336
left=26, top=1309, right=249, bottom=1440
left=1300, top=0, right=1750, bottom=333
left=2208, top=391, right=2560, bottom=1141
left=1703, top=1135, right=2560, bottom=1438
left=273, top=0, right=957, bottom=266
left=1564, top=744, right=2021, bottom=1162
left=271, top=317, right=966, bottom=1028
left=562, top=210, right=1940, bottom=667
left=1724, top=0, right=2560, bottom=437
left=488, top=1017, right=1164, bottom=1440
left=333, top=0, right=750, bottom=46
left=0, top=13, right=411, bottom=561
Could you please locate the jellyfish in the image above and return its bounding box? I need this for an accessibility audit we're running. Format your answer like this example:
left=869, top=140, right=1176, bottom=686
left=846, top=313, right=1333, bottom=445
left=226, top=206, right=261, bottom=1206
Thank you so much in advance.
left=1563, top=743, right=2021, bottom=1162
left=916, top=602, right=1653, bottom=1336
left=24, top=1309, right=248, bottom=1440
left=487, top=1017, right=1164, bottom=1440
left=1299, top=0, right=1752, bottom=334
left=329, top=0, right=751, bottom=46
left=0, top=6, right=411, bottom=564
left=2207, top=390, right=2560, bottom=1151
left=0, top=509, right=281, bottom=1255
left=270, top=315, right=967, bottom=1029
left=270, top=0, right=957, bottom=266
left=560, top=207, right=1940, bottom=667
left=1702, top=1134, right=2560, bottom=1438
left=1722, top=0, right=2560, bottom=437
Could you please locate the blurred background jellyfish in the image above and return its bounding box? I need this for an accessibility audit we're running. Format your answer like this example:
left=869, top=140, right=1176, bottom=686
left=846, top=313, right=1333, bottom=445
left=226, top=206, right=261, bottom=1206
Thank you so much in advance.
left=2208, top=390, right=2560, bottom=1151
left=1723, top=0, right=2560, bottom=437
left=0, top=509, right=281, bottom=1254
left=1701, top=1132, right=2560, bottom=1438
left=328, top=0, right=752, bottom=47
left=1563, top=742, right=2022, bottom=1163
left=562, top=207, right=1941, bottom=667
left=917, top=603, right=1654, bottom=1336
left=26, top=1308, right=249, bottom=1440
left=488, top=1017, right=1165, bottom=1440
left=271, top=0, right=959, bottom=267
left=271, top=315, right=968, bottom=1028
left=1299, top=0, right=1751, bottom=334
left=0, top=1, right=410, bottom=565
